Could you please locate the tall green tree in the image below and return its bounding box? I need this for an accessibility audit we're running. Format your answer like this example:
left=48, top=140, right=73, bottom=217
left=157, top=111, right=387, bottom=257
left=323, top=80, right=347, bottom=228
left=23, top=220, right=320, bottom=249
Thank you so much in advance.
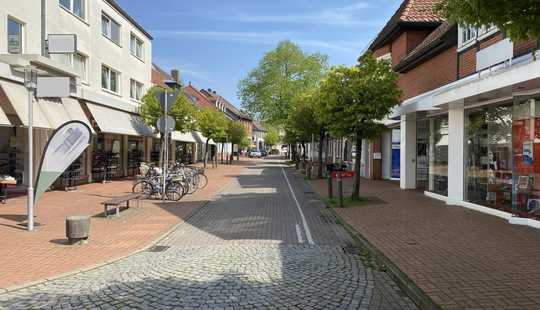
left=436, top=0, right=540, bottom=41
left=227, top=121, right=248, bottom=162
left=238, top=40, right=328, bottom=126
left=139, top=87, right=197, bottom=165
left=264, top=127, right=280, bottom=150
left=320, top=53, right=400, bottom=200
left=196, top=107, right=228, bottom=168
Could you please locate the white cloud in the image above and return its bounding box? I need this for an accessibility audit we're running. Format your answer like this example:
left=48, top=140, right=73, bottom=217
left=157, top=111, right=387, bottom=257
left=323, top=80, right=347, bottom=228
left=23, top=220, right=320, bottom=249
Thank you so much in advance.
left=152, top=30, right=364, bottom=54
left=229, top=2, right=380, bottom=26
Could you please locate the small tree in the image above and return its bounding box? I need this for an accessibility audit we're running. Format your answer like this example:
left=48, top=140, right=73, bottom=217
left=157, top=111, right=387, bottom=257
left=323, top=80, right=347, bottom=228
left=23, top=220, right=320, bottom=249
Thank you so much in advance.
left=436, top=0, right=540, bottom=42
left=196, top=107, right=228, bottom=168
left=227, top=121, right=247, bottom=162
left=287, top=90, right=320, bottom=163
left=320, top=53, right=400, bottom=200
left=140, top=87, right=197, bottom=165
left=264, top=127, right=280, bottom=151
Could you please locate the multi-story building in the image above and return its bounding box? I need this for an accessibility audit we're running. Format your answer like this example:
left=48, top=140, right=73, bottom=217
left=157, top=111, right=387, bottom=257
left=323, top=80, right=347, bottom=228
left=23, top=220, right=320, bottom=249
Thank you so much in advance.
left=251, top=121, right=265, bottom=151
left=0, top=0, right=154, bottom=185
left=366, top=0, right=540, bottom=228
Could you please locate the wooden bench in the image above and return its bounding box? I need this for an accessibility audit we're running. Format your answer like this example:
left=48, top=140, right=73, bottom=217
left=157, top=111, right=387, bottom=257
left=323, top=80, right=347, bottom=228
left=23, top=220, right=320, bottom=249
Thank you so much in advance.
left=101, top=193, right=142, bottom=217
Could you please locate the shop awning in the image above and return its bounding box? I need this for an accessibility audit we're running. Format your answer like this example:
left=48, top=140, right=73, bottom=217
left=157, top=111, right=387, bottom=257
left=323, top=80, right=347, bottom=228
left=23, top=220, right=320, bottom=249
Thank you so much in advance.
left=171, top=131, right=197, bottom=143
left=0, top=80, right=92, bottom=130
left=0, top=80, right=50, bottom=128
left=85, top=102, right=154, bottom=137
left=193, top=132, right=216, bottom=145
left=389, top=96, right=440, bottom=120
left=0, top=105, right=11, bottom=127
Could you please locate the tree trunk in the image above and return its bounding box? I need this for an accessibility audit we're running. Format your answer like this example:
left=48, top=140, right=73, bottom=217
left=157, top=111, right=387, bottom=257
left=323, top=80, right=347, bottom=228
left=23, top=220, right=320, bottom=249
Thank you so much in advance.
left=317, top=131, right=324, bottom=179
left=221, top=142, right=224, bottom=164
left=301, top=143, right=307, bottom=162
left=352, top=132, right=362, bottom=201
left=203, top=139, right=209, bottom=169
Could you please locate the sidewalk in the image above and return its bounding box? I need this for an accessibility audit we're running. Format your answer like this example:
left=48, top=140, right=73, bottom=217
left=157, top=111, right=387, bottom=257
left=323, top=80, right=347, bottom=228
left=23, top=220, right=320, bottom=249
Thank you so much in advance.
left=0, top=161, right=248, bottom=290
left=308, top=177, right=540, bottom=309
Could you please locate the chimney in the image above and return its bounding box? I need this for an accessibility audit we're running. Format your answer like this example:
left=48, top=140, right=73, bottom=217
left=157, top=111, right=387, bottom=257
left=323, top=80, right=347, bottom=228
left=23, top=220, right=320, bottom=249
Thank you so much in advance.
left=171, top=69, right=180, bottom=83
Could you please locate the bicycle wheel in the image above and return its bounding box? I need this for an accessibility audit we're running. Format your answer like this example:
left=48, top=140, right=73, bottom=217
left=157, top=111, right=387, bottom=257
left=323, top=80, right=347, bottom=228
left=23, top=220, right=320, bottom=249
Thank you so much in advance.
left=165, top=182, right=183, bottom=201
left=132, top=180, right=153, bottom=198
left=197, top=173, right=208, bottom=189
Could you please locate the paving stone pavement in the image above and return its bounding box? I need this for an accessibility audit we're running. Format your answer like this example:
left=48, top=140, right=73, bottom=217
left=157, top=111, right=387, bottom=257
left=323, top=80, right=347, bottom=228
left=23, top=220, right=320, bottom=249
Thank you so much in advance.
left=0, top=159, right=416, bottom=309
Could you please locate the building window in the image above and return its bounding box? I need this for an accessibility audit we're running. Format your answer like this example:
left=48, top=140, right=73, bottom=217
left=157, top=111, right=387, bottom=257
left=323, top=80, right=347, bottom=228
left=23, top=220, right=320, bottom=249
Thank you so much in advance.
left=428, top=116, right=449, bottom=196
left=459, top=25, right=477, bottom=47
left=59, top=0, right=85, bottom=20
left=101, top=13, right=121, bottom=45
left=102, top=65, right=119, bottom=93
left=7, top=17, right=23, bottom=54
left=130, top=79, right=143, bottom=101
left=54, top=52, right=88, bottom=82
left=130, top=33, right=143, bottom=59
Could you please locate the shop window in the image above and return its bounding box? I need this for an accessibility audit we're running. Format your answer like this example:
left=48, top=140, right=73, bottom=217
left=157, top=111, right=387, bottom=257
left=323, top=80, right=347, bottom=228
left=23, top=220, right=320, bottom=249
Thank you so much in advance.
left=7, top=17, right=23, bottom=54
left=465, top=104, right=513, bottom=213
left=127, top=139, right=143, bottom=176
left=416, top=119, right=429, bottom=189
left=428, top=116, right=449, bottom=196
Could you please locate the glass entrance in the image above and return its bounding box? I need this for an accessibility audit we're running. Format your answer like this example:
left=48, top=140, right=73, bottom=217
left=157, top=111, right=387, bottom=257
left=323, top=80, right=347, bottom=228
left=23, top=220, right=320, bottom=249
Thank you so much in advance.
left=416, top=119, right=429, bottom=189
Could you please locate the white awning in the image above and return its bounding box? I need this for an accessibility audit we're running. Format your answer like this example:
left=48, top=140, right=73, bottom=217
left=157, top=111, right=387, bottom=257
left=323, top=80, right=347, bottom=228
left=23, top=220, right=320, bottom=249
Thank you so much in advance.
left=0, top=80, right=50, bottom=128
left=171, top=131, right=196, bottom=143
left=61, top=98, right=94, bottom=133
left=0, top=105, right=11, bottom=127
left=38, top=97, right=95, bottom=133
left=193, top=132, right=216, bottom=145
left=85, top=102, right=154, bottom=137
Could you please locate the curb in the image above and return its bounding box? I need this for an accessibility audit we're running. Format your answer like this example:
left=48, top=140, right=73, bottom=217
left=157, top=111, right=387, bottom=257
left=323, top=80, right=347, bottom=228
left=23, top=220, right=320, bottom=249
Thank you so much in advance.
left=0, top=169, right=240, bottom=294
left=289, top=166, right=441, bottom=310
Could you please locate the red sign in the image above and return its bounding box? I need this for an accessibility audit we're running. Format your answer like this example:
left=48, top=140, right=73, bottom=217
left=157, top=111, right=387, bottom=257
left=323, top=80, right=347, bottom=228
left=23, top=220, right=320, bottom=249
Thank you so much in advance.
left=331, top=171, right=355, bottom=178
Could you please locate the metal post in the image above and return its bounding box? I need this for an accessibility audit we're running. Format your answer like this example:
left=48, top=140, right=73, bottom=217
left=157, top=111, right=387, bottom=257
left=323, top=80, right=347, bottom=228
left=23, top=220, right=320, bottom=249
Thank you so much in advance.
left=327, top=175, right=333, bottom=199
left=162, top=90, right=168, bottom=202
left=27, top=87, right=34, bottom=231
left=337, top=171, right=343, bottom=208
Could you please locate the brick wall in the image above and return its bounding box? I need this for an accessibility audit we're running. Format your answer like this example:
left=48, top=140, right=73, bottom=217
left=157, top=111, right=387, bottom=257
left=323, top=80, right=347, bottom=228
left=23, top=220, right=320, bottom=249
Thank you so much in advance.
left=406, top=30, right=431, bottom=52
left=398, top=47, right=458, bottom=100
left=514, top=39, right=539, bottom=57
left=479, top=33, right=504, bottom=49
left=458, top=47, right=476, bottom=78
left=373, top=45, right=391, bottom=58
left=391, top=33, right=408, bottom=66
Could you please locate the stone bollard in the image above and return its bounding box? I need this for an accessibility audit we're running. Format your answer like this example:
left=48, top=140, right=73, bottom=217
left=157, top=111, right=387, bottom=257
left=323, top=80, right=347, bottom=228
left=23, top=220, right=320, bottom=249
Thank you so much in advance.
left=66, top=216, right=90, bottom=245
left=337, top=172, right=344, bottom=208
left=328, top=176, right=333, bottom=199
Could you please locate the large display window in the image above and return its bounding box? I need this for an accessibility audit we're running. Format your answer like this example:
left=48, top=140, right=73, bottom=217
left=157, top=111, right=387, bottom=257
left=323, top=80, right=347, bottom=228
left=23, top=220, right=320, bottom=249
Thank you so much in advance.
left=428, top=116, right=449, bottom=196
left=465, top=104, right=514, bottom=214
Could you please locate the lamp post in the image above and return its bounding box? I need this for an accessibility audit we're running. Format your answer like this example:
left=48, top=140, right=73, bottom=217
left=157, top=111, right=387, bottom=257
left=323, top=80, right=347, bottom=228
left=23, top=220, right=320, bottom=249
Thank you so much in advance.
left=24, top=67, right=38, bottom=231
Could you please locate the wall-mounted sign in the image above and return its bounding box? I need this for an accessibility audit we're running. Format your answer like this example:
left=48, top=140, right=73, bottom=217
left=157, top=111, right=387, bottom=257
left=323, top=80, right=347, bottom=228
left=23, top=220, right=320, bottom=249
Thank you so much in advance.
left=48, top=34, right=77, bottom=54
left=34, top=121, right=92, bottom=204
left=36, top=77, right=71, bottom=98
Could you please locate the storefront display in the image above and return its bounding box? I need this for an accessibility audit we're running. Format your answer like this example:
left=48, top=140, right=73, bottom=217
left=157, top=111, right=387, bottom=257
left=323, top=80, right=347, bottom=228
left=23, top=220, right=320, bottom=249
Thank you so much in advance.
left=416, top=119, right=429, bottom=189
left=175, top=142, right=193, bottom=164
left=92, top=136, right=122, bottom=182
left=465, top=104, right=514, bottom=215
left=127, top=139, right=144, bottom=176
left=428, top=116, right=449, bottom=196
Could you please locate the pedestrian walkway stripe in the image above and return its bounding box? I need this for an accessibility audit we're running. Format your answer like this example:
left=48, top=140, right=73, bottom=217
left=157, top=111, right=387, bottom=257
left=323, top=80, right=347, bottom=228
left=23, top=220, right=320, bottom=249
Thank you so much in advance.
left=281, top=167, right=315, bottom=245
left=295, top=224, right=304, bottom=243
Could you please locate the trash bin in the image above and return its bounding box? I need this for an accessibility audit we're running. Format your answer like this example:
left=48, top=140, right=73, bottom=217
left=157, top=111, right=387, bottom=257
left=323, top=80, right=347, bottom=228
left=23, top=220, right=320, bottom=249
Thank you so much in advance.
left=66, top=215, right=90, bottom=245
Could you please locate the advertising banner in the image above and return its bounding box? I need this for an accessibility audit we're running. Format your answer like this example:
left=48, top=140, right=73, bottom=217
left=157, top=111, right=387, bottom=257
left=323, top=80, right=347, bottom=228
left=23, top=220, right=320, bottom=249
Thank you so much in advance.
left=34, top=121, right=92, bottom=204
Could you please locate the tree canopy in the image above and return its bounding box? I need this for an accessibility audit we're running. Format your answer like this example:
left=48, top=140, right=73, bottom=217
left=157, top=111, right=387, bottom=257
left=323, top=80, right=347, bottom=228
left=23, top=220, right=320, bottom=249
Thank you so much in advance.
left=436, top=0, right=540, bottom=41
left=196, top=107, right=229, bottom=167
left=264, top=127, right=280, bottom=149
left=227, top=121, right=248, bottom=147
left=139, top=87, right=197, bottom=133
left=319, top=53, right=400, bottom=200
left=238, top=40, right=328, bottom=126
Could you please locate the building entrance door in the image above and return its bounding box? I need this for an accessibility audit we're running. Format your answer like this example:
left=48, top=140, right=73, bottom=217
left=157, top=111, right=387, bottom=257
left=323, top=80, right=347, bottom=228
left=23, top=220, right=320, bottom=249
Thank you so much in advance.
left=417, top=119, right=429, bottom=189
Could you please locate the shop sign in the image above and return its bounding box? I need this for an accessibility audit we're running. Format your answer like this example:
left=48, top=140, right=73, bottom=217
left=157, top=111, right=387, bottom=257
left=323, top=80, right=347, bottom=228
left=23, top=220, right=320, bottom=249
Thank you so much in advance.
left=34, top=121, right=92, bottom=204
left=523, top=140, right=534, bottom=165
left=157, top=116, right=176, bottom=133
left=331, top=171, right=355, bottom=178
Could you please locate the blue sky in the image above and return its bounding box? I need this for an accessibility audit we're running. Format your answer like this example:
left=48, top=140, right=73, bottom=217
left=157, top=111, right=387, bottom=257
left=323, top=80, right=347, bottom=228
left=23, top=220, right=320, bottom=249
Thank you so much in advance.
left=117, top=0, right=402, bottom=107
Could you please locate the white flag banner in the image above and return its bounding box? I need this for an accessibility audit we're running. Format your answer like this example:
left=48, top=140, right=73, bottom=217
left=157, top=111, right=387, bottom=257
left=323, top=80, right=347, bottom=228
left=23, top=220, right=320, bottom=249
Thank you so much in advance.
left=34, top=121, right=92, bottom=203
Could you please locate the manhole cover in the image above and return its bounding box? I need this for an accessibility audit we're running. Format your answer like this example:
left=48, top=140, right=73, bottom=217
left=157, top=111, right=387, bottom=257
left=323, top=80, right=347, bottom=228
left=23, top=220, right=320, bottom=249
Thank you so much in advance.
left=147, top=245, right=170, bottom=253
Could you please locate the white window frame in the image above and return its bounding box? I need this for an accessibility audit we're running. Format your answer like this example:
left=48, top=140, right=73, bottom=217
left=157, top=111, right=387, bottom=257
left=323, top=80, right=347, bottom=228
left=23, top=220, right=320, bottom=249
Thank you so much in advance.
left=130, top=33, right=144, bottom=60
left=55, top=52, right=88, bottom=82
left=130, top=78, right=143, bottom=101
left=458, top=24, right=500, bottom=51
left=101, top=13, right=121, bottom=46
left=59, top=0, right=86, bottom=21
left=102, top=65, right=120, bottom=94
left=7, top=16, right=24, bottom=54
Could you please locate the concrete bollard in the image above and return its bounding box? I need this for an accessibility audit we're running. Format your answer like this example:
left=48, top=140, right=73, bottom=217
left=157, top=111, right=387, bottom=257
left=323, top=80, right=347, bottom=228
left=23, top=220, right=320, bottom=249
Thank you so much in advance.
left=66, top=216, right=90, bottom=245
left=327, top=176, right=333, bottom=199
left=337, top=172, right=343, bottom=208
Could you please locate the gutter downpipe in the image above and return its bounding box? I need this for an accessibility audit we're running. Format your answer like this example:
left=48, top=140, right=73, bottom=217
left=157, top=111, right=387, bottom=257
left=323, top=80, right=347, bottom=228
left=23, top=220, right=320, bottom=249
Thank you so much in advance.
left=41, top=0, right=47, bottom=57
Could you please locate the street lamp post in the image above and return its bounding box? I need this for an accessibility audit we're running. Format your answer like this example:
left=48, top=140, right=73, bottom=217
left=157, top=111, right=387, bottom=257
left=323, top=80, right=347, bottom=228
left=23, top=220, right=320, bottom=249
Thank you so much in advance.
left=24, top=67, right=38, bottom=231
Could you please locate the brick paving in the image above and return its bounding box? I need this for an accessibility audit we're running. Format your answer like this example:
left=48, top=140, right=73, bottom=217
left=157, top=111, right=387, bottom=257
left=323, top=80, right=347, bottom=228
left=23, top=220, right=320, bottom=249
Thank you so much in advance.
left=0, top=161, right=245, bottom=290
left=0, top=159, right=416, bottom=309
left=309, top=177, right=540, bottom=309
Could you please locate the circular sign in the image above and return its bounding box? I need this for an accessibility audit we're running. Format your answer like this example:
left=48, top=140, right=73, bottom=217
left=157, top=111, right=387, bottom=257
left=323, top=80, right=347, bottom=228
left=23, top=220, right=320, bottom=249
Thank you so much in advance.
left=157, top=116, right=176, bottom=133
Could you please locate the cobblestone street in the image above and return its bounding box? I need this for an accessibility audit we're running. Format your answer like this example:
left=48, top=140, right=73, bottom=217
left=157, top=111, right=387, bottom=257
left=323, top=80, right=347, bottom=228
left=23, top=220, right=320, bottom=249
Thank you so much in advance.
left=0, top=159, right=415, bottom=309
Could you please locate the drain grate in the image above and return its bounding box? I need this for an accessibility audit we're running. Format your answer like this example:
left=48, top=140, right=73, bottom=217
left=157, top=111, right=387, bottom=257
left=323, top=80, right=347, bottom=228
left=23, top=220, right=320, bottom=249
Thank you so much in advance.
left=146, top=245, right=171, bottom=253
left=342, top=246, right=364, bottom=255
